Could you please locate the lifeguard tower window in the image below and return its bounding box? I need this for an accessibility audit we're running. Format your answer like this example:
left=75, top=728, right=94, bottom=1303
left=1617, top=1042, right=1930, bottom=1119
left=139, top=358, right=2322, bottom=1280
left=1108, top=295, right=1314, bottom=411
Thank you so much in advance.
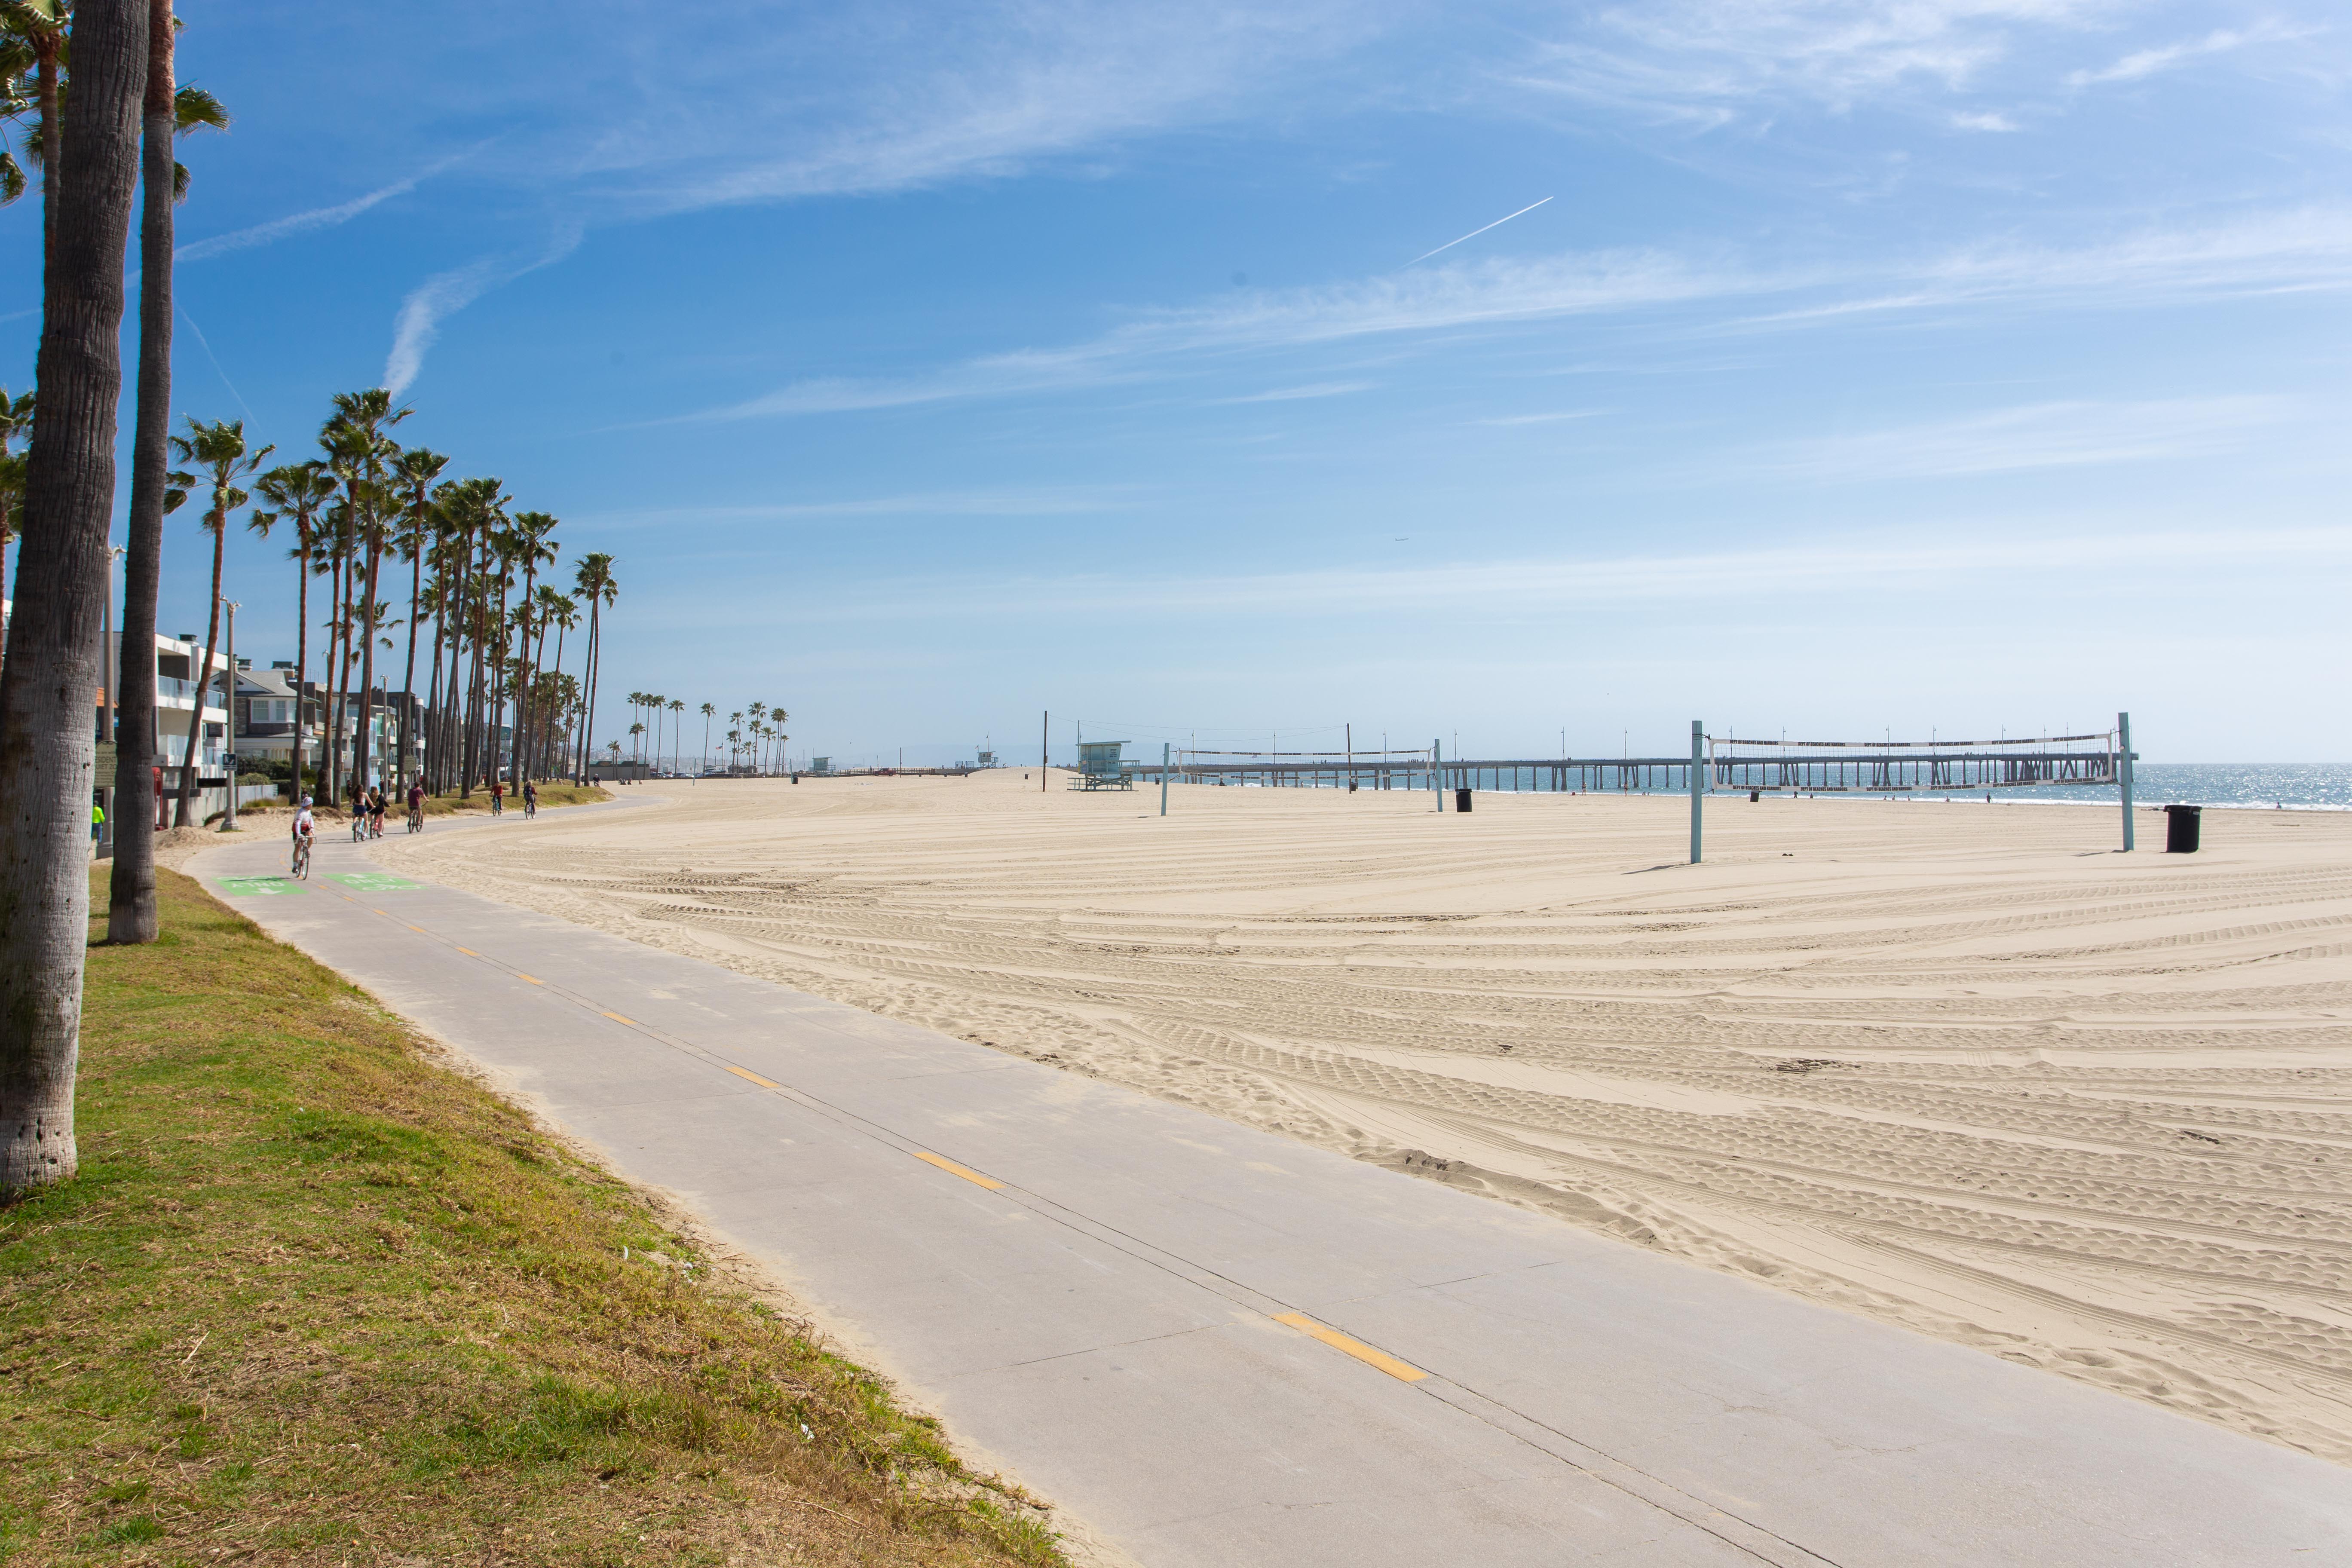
left=1071, top=739, right=1134, bottom=791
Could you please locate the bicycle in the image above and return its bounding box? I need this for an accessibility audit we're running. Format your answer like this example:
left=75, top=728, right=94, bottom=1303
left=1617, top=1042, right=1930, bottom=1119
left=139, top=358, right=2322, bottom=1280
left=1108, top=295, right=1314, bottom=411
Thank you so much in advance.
left=290, top=832, right=312, bottom=880
left=407, top=806, right=425, bottom=834
left=350, top=811, right=368, bottom=843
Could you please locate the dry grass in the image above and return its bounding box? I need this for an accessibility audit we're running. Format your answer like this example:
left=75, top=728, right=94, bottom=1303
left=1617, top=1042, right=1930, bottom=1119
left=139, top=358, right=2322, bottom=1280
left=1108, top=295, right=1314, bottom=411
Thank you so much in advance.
left=0, top=869, right=1066, bottom=1568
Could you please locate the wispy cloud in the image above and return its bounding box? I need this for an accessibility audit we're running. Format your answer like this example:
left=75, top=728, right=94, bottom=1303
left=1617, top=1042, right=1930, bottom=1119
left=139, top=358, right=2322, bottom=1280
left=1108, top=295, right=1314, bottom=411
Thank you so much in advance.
left=576, top=490, right=1130, bottom=527
left=1469, top=408, right=1608, bottom=426
left=578, top=2, right=1394, bottom=215
left=1757, top=396, right=2285, bottom=480
left=1211, top=381, right=1378, bottom=404
left=784, top=526, right=2352, bottom=622
left=1951, top=109, right=2019, bottom=131
left=2067, top=22, right=2306, bottom=86
left=685, top=205, right=2352, bottom=421
left=1513, top=0, right=2113, bottom=122
left=384, top=224, right=582, bottom=396
left=175, top=148, right=481, bottom=264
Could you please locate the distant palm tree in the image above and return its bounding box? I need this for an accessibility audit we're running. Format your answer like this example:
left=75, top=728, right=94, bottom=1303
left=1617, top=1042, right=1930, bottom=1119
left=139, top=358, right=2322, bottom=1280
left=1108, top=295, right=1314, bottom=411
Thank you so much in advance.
left=248, top=461, right=334, bottom=798
left=322, top=390, right=408, bottom=791
left=391, top=447, right=447, bottom=791
left=699, top=702, right=714, bottom=775
left=502, top=509, right=557, bottom=784
left=572, top=553, right=617, bottom=783
left=668, top=698, right=684, bottom=775
left=168, top=417, right=272, bottom=826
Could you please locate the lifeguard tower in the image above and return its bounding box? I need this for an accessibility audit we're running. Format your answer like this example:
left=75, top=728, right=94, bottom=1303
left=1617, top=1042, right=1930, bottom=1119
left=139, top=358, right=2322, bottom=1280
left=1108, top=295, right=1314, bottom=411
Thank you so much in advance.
left=1069, top=739, right=1134, bottom=790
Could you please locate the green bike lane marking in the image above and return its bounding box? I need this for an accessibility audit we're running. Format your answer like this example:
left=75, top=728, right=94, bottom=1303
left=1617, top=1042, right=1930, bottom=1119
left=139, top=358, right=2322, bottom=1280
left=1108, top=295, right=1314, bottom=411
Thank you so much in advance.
left=218, top=876, right=305, bottom=897
left=327, top=873, right=424, bottom=891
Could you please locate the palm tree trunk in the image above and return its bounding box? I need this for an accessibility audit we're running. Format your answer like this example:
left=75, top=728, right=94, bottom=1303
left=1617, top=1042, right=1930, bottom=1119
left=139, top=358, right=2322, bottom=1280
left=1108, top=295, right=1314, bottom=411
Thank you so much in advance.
left=0, top=0, right=146, bottom=1195
left=579, top=607, right=599, bottom=784
left=172, top=524, right=224, bottom=827
left=354, top=536, right=382, bottom=790
left=107, top=0, right=178, bottom=942
left=398, top=527, right=422, bottom=793
left=322, top=549, right=344, bottom=803
left=290, top=545, right=310, bottom=798
left=506, top=577, right=533, bottom=787
left=35, top=44, right=58, bottom=277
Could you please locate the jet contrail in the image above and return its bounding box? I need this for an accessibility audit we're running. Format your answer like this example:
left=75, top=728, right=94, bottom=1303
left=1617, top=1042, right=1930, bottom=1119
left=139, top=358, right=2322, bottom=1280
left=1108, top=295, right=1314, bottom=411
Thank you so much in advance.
left=1406, top=196, right=1553, bottom=266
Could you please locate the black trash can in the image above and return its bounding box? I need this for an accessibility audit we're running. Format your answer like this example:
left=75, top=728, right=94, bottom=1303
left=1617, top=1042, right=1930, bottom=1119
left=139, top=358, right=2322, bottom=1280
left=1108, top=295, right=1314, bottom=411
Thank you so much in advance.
left=2164, top=803, right=2201, bottom=853
left=1455, top=787, right=1472, bottom=813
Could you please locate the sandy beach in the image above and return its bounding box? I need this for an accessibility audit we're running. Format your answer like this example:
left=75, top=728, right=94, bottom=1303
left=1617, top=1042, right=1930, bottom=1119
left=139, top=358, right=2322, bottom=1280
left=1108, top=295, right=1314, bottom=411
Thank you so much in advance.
left=375, top=772, right=2352, bottom=1462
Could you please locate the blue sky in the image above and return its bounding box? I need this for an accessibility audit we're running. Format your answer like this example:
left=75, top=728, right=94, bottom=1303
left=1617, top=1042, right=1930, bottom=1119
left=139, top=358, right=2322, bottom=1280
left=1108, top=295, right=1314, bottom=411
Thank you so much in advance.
left=6, top=0, right=2348, bottom=765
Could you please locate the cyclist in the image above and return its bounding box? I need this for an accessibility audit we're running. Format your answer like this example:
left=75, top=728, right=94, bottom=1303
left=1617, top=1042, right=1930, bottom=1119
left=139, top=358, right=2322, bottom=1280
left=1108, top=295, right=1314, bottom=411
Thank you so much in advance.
left=490, top=780, right=504, bottom=816
left=367, top=787, right=388, bottom=839
left=523, top=778, right=538, bottom=818
left=290, top=796, right=315, bottom=878
left=406, top=776, right=426, bottom=833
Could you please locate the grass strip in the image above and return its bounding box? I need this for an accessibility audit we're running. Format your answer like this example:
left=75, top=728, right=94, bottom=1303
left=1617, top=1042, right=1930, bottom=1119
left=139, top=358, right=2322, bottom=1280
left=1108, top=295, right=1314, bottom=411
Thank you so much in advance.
left=0, top=868, right=1066, bottom=1567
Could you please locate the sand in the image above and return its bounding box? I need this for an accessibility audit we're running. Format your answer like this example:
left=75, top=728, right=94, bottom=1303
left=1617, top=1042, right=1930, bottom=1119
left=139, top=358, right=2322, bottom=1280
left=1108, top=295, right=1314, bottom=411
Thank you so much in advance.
left=375, top=771, right=2352, bottom=1463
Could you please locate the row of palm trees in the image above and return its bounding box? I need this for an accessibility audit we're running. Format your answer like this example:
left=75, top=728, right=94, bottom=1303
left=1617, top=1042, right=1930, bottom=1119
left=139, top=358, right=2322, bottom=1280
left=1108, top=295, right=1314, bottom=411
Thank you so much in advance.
left=169, top=390, right=626, bottom=819
left=621, top=692, right=793, bottom=776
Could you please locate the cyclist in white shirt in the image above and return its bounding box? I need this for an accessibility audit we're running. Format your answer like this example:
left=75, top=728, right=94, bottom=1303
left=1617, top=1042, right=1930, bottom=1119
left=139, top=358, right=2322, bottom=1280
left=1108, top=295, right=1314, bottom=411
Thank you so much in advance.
left=290, top=796, right=316, bottom=878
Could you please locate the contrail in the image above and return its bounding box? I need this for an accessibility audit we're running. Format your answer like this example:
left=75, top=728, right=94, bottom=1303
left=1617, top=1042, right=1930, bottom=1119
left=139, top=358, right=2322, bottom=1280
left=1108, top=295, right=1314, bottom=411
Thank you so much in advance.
left=1406, top=196, right=1553, bottom=266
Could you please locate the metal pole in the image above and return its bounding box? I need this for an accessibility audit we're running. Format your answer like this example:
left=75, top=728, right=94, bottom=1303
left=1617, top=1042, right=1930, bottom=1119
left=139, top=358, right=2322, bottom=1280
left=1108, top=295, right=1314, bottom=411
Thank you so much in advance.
left=1433, top=739, right=1442, bottom=812
left=1161, top=741, right=1169, bottom=816
left=2118, top=711, right=2135, bottom=851
left=1689, top=719, right=1703, bottom=864
left=224, top=603, right=240, bottom=830
left=1041, top=710, right=1048, bottom=791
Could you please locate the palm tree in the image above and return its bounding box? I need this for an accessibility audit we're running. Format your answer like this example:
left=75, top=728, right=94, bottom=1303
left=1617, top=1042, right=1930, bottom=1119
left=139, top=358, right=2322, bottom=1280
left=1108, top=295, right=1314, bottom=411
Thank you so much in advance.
left=390, top=447, right=446, bottom=792
left=0, top=0, right=144, bottom=1194
left=768, top=706, right=789, bottom=773
left=572, top=553, right=616, bottom=784
left=668, top=697, right=685, bottom=775
left=322, top=390, right=408, bottom=791
left=168, top=416, right=271, bottom=826
left=532, top=583, right=573, bottom=777
left=502, top=509, right=557, bottom=786
left=113, top=2, right=229, bottom=942
left=699, top=702, right=714, bottom=776
left=248, top=462, right=331, bottom=796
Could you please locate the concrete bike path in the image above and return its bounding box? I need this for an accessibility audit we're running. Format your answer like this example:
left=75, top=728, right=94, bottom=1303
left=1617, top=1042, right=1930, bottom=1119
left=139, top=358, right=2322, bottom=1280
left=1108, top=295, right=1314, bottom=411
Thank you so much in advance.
left=195, top=819, right=2352, bottom=1568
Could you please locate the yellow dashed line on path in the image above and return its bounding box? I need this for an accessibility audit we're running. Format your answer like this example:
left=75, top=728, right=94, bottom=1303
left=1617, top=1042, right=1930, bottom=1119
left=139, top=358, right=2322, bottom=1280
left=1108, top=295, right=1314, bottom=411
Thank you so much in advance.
left=914, top=1151, right=1005, bottom=1190
left=1272, top=1313, right=1428, bottom=1382
left=456, top=946, right=478, bottom=956
left=516, top=974, right=545, bottom=985
left=602, top=1011, right=637, bottom=1026
left=409, top=925, right=427, bottom=933
left=724, top=1064, right=782, bottom=1089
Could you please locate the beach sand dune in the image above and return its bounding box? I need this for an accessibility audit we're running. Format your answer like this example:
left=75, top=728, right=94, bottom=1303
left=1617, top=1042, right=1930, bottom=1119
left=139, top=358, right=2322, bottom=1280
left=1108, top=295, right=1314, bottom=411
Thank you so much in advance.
left=379, top=772, right=2352, bottom=1462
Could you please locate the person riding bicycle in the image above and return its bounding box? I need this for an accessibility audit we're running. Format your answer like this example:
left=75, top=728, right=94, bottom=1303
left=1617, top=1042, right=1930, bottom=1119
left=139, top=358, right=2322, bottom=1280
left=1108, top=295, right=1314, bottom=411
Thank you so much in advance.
left=490, top=780, right=504, bottom=815
left=367, top=787, right=388, bottom=838
left=291, top=796, right=315, bottom=876
left=406, top=777, right=426, bottom=831
left=523, top=779, right=538, bottom=818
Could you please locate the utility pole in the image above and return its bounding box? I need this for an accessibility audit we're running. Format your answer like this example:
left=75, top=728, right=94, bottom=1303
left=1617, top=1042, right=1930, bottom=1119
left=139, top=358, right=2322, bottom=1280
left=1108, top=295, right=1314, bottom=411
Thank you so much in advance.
left=223, top=603, right=241, bottom=830
left=1041, top=710, right=1048, bottom=791
left=1433, top=738, right=1442, bottom=812
left=1161, top=741, right=1169, bottom=816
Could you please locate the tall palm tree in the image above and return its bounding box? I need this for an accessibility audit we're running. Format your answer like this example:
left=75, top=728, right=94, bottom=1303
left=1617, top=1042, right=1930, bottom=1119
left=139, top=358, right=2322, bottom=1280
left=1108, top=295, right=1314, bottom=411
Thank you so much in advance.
left=571, top=552, right=616, bottom=784
left=168, top=416, right=270, bottom=827
left=768, top=705, right=789, bottom=773
left=248, top=461, right=331, bottom=797
left=0, top=0, right=143, bottom=1194
left=113, top=0, right=230, bottom=942
left=390, top=446, right=445, bottom=792
left=668, top=698, right=685, bottom=775
left=531, top=583, right=573, bottom=777
left=321, top=391, right=407, bottom=791
left=502, top=509, right=556, bottom=786
left=699, top=702, right=714, bottom=776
